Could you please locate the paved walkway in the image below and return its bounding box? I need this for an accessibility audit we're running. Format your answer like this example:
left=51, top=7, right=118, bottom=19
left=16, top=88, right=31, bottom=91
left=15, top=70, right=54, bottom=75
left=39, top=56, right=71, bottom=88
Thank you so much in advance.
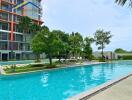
left=0, top=66, right=5, bottom=74
left=87, top=76, right=132, bottom=100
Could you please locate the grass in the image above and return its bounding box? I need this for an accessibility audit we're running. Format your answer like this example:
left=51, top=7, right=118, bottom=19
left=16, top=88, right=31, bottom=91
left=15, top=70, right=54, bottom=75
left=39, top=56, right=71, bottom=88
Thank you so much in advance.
left=4, top=64, right=58, bottom=74
left=4, top=59, right=88, bottom=74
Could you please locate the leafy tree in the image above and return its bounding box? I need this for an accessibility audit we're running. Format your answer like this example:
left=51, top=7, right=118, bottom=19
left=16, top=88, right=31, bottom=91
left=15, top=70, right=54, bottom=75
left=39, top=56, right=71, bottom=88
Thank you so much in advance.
left=52, top=30, right=70, bottom=61
left=31, top=32, right=44, bottom=62
left=69, top=32, right=83, bottom=59
left=94, top=29, right=112, bottom=59
left=115, top=48, right=127, bottom=53
left=83, top=37, right=94, bottom=60
left=32, top=26, right=63, bottom=65
left=30, top=23, right=41, bottom=34
left=115, top=0, right=132, bottom=6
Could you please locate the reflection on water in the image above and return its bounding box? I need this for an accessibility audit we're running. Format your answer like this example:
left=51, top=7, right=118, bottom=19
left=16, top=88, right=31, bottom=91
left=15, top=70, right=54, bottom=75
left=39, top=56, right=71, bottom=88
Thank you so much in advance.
left=41, top=72, right=49, bottom=87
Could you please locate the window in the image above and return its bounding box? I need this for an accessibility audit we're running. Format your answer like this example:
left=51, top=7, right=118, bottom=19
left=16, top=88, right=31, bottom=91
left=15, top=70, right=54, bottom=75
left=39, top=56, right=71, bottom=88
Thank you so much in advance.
left=1, top=13, right=8, bottom=20
left=1, top=32, right=8, bottom=40
left=15, top=34, right=23, bottom=42
left=0, top=32, right=9, bottom=40
left=9, top=42, right=18, bottom=50
left=0, top=22, right=9, bottom=30
left=0, top=42, right=8, bottom=50
left=1, top=3, right=9, bottom=11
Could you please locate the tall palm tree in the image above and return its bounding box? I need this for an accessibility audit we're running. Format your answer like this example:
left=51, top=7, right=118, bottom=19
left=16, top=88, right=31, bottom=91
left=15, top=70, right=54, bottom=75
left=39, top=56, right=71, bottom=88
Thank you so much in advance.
left=94, top=29, right=112, bottom=60
left=19, top=16, right=32, bottom=42
left=19, top=16, right=32, bottom=33
left=115, top=0, right=132, bottom=6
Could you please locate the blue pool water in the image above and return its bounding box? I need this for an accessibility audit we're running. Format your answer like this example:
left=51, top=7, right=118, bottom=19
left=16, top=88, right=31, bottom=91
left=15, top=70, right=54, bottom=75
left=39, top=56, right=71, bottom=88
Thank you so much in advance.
left=0, top=60, right=34, bottom=65
left=0, top=61, right=132, bottom=100
left=0, top=59, right=51, bottom=66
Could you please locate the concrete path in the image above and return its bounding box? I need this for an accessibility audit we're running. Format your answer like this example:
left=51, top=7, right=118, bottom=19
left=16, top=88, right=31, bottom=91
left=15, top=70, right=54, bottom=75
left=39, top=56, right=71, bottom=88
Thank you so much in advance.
left=0, top=66, right=5, bottom=74
left=87, top=76, right=132, bottom=100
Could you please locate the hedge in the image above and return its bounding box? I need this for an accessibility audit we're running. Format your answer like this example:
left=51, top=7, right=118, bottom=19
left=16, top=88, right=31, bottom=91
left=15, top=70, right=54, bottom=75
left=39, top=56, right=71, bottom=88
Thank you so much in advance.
left=122, top=55, right=132, bottom=60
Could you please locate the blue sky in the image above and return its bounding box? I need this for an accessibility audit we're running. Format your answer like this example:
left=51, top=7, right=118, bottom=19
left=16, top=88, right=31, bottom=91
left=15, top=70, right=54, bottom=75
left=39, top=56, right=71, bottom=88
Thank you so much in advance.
left=41, top=0, right=132, bottom=51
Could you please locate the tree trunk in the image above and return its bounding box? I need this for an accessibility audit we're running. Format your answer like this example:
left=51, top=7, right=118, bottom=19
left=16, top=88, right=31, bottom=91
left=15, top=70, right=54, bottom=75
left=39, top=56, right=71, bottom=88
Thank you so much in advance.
left=58, top=52, right=61, bottom=62
left=65, top=53, right=67, bottom=60
left=48, top=54, right=52, bottom=65
left=59, top=57, right=61, bottom=62
left=101, top=43, right=104, bottom=60
left=101, top=47, right=104, bottom=60
left=36, top=53, right=40, bottom=62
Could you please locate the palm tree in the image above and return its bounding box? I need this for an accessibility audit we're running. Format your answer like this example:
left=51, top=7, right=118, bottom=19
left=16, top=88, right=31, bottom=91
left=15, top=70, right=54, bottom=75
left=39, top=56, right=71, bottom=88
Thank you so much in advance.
left=115, top=0, right=132, bottom=6
left=19, top=16, right=32, bottom=33
left=69, top=32, right=83, bottom=59
left=83, top=37, right=94, bottom=60
left=94, top=29, right=112, bottom=59
left=19, top=16, right=32, bottom=42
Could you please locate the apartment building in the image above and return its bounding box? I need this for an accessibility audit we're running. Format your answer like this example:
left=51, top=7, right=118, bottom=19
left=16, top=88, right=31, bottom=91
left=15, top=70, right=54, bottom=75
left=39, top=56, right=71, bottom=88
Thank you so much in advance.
left=0, top=0, right=43, bottom=61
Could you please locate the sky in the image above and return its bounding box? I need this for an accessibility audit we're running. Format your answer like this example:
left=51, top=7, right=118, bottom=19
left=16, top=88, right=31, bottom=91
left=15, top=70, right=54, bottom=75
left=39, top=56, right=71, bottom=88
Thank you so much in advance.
left=41, top=0, right=132, bottom=51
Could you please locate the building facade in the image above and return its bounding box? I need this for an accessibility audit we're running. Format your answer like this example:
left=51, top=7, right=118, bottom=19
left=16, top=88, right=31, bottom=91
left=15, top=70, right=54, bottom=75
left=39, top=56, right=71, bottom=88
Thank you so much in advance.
left=0, top=0, right=43, bottom=61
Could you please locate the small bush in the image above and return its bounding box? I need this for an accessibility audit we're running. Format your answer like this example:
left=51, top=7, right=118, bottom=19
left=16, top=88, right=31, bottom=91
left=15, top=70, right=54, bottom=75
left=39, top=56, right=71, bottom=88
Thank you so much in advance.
left=122, top=56, right=132, bottom=60
left=34, top=60, right=41, bottom=63
left=46, top=64, right=57, bottom=69
left=31, top=64, right=45, bottom=67
left=99, top=58, right=106, bottom=62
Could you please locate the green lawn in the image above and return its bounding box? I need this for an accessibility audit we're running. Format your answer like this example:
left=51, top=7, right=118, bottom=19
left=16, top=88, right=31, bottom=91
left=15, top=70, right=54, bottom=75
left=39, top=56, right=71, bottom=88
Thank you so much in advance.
left=4, top=64, right=57, bottom=74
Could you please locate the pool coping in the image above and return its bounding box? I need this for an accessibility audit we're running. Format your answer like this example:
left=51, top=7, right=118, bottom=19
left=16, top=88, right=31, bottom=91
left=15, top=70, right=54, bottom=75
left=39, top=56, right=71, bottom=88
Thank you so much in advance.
left=1, top=62, right=106, bottom=76
left=68, top=73, right=132, bottom=100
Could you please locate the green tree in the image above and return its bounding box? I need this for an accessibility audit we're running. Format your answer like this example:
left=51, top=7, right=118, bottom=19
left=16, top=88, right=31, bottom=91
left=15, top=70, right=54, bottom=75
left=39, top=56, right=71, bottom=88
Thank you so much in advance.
left=31, top=32, right=44, bottom=62
left=30, top=23, right=41, bottom=34
left=115, top=48, right=127, bottom=53
left=115, top=0, right=132, bottom=6
left=94, top=29, right=112, bottom=59
left=52, top=30, right=69, bottom=61
left=83, top=37, right=94, bottom=60
left=32, top=26, right=63, bottom=65
left=69, top=32, right=83, bottom=59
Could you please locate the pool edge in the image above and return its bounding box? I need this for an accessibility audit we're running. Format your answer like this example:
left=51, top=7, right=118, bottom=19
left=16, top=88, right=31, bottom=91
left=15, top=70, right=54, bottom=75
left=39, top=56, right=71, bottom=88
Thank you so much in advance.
left=68, top=73, right=132, bottom=100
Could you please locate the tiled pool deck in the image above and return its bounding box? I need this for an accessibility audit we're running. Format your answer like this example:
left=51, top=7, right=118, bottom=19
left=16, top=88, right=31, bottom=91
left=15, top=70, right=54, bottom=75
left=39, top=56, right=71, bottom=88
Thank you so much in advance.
left=69, top=73, right=132, bottom=100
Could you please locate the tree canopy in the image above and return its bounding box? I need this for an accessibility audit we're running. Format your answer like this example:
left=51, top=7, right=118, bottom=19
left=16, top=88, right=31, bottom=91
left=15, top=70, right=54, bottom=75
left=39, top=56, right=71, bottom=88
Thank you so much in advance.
left=69, top=32, right=83, bottom=58
left=94, top=29, right=112, bottom=59
left=31, top=26, right=113, bottom=63
left=115, top=48, right=127, bottom=53
left=83, top=37, right=94, bottom=60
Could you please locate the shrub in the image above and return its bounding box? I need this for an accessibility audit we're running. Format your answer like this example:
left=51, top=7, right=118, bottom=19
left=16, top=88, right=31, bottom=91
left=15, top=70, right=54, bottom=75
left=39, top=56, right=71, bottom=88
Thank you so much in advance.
left=98, top=57, right=106, bottom=62
left=122, top=56, right=132, bottom=60
left=46, top=64, right=57, bottom=69
left=31, top=64, right=45, bottom=67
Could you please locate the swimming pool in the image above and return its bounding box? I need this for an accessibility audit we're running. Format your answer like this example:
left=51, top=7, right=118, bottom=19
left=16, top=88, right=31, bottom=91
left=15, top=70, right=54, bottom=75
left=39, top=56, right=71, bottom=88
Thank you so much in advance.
left=0, top=61, right=132, bottom=100
left=0, top=60, right=34, bottom=66
left=0, top=59, right=58, bottom=66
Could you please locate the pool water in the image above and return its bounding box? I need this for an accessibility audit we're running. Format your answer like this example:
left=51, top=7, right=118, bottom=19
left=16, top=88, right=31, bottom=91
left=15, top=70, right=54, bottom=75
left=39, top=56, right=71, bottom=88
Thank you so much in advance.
left=0, top=60, right=34, bottom=66
left=0, top=59, right=53, bottom=66
left=0, top=61, right=132, bottom=100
